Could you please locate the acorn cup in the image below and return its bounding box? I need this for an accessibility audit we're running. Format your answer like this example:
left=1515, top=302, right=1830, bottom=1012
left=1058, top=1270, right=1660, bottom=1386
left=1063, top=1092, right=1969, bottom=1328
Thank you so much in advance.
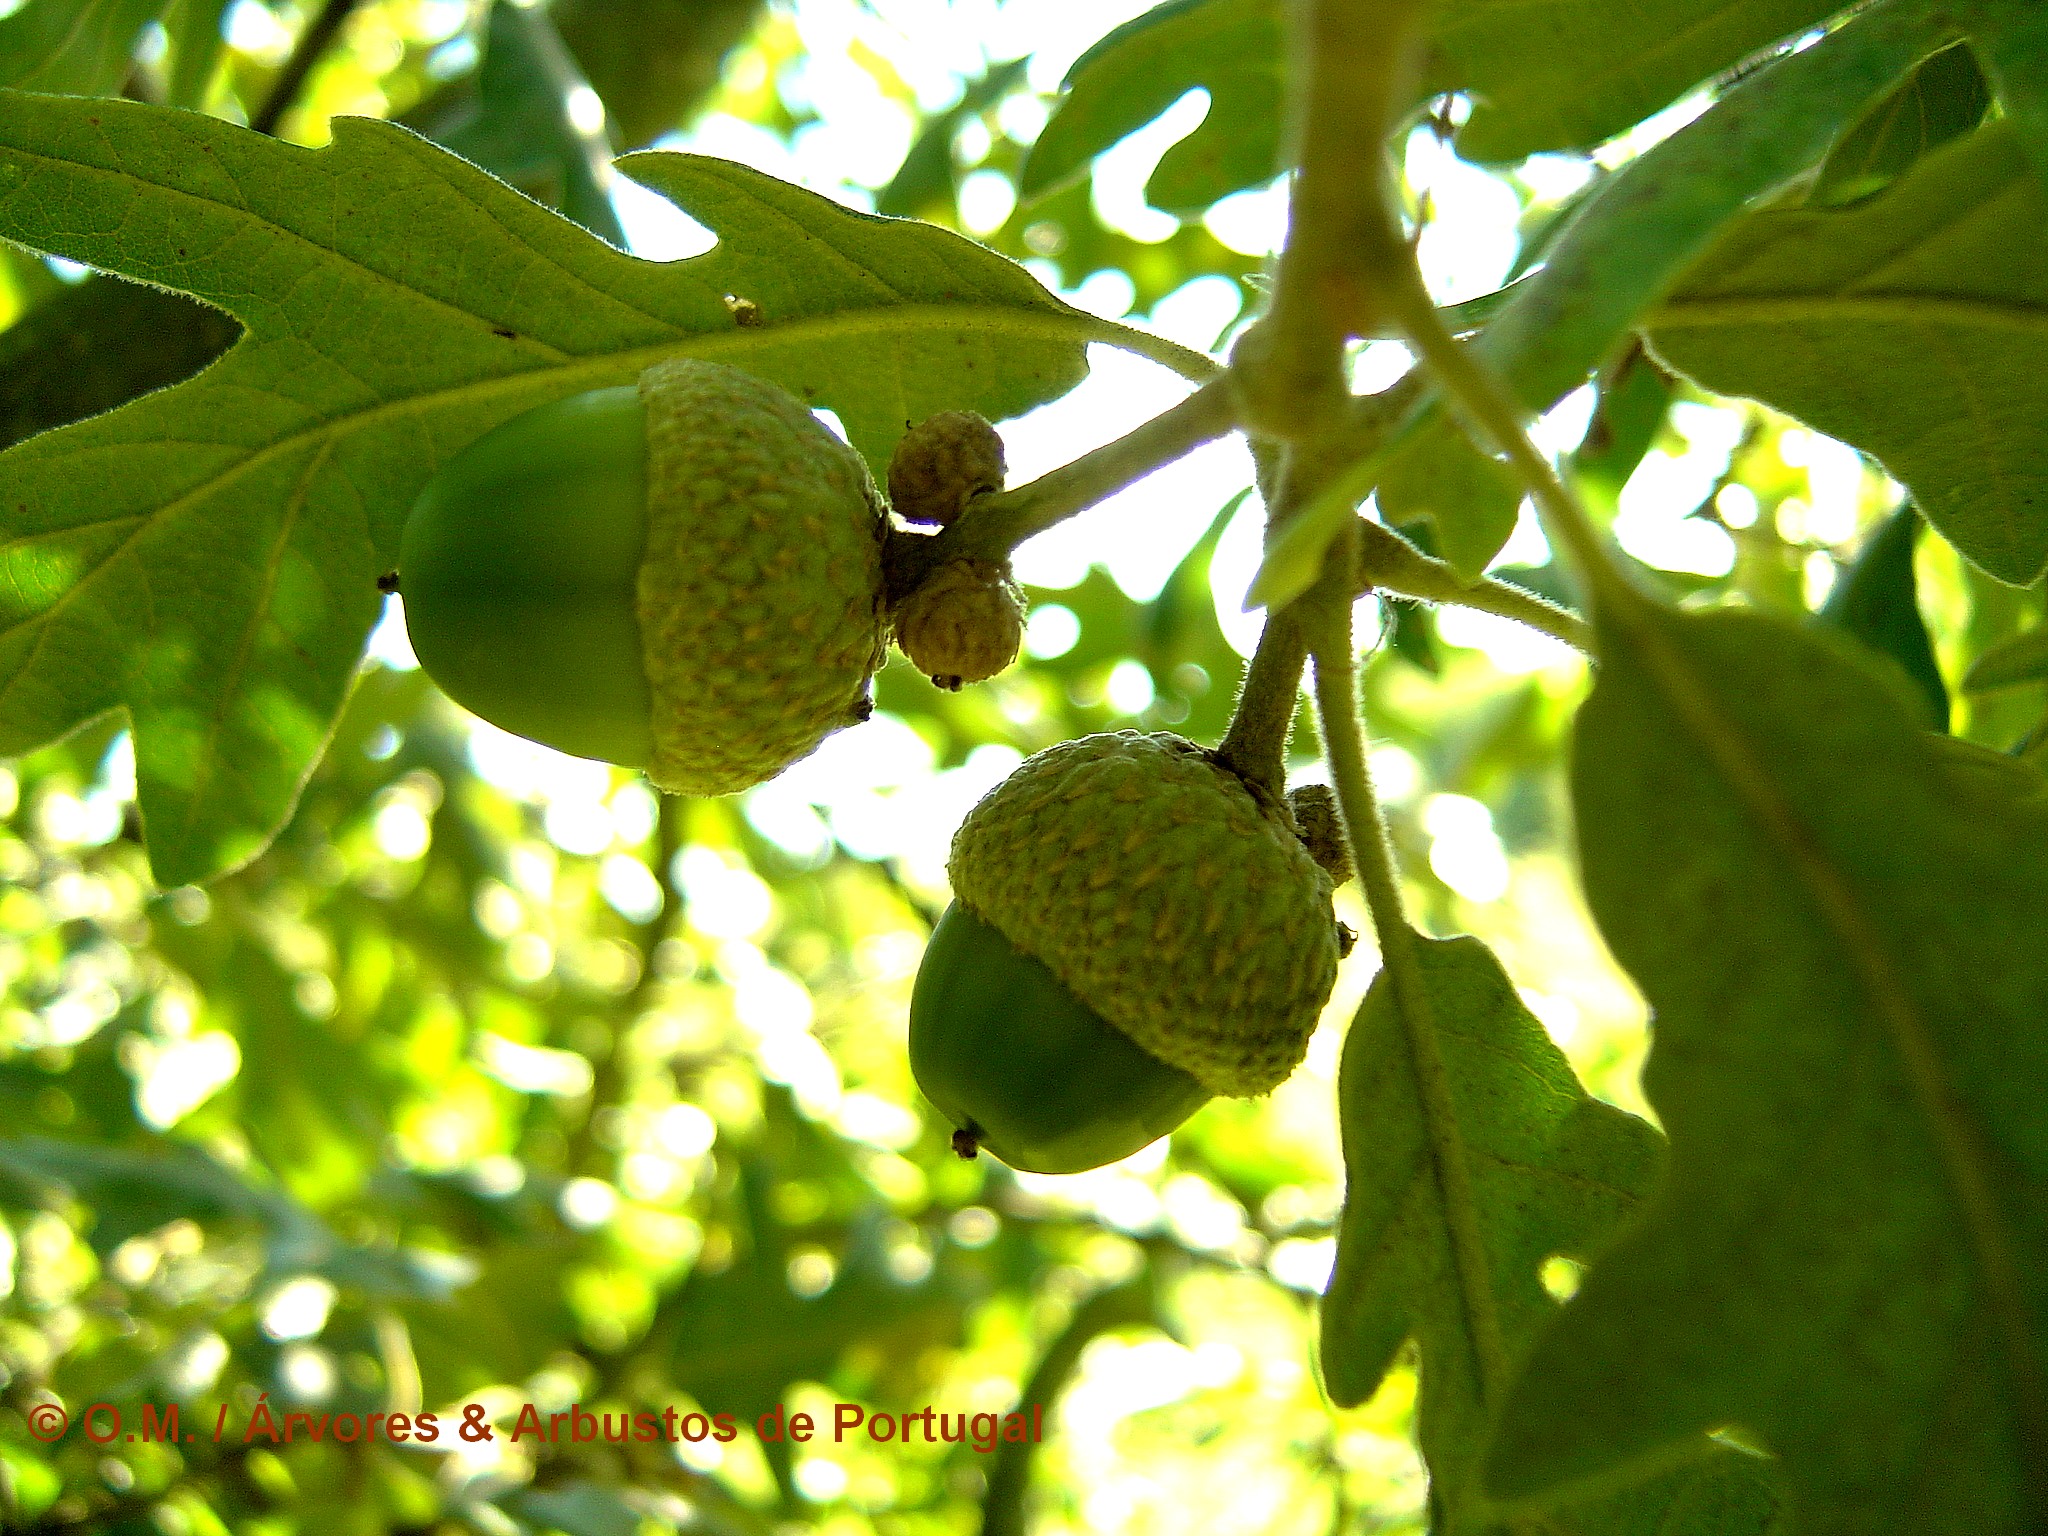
left=910, top=731, right=1343, bottom=1174
left=397, top=358, right=889, bottom=795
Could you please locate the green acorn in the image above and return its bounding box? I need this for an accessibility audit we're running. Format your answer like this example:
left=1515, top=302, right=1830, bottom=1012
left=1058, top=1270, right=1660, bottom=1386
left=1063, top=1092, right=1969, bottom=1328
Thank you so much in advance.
left=910, top=731, right=1342, bottom=1174
left=399, top=358, right=888, bottom=795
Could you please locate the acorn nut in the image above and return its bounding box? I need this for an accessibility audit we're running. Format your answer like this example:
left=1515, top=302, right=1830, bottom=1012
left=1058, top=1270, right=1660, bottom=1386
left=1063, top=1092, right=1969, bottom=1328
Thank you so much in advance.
left=398, top=359, right=888, bottom=795
left=909, top=731, right=1342, bottom=1174
left=888, top=410, right=1005, bottom=526
left=891, top=557, right=1025, bottom=689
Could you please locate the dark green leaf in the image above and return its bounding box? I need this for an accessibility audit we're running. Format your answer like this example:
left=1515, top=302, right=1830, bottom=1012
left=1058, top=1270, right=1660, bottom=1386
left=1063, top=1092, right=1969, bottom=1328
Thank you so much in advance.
left=164, top=0, right=229, bottom=111
left=504, top=1483, right=644, bottom=1536
left=0, top=92, right=1199, bottom=886
left=0, top=277, right=239, bottom=455
left=1438, top=0, right=1847, bottom=165
left=1024, top=0, right=1857, bottom=218
left=1479, top=0, right=1939, bottom=420
left=1376, top=430, right=1523, bottom=582
left=1019, top=0, right=1276, bottom=210
left=1962, top=623, right=2048, bottom=693
left=1809, top=41, right=1990, bottom=207
left=879, top=57, right=1031, bottom=219
left=1817, top=502, right=1948, bottom=729
left=1649, top=124, right=2048, bottom=584
left=1322, top=934, right=1786, bottom=1533
left=434, top=0, right=626, bottom=246
left=1253, top=0, right=1939, bottom=612
left=1485, top=600, right=2048, bottom=1532
left=0, top=0, right=166, bottom=95
left=981, top=1275, right=1159, bottom=1536
left=553, top=0, right=763, bottom=151
left=1960, top=0, right=2048, bottom=193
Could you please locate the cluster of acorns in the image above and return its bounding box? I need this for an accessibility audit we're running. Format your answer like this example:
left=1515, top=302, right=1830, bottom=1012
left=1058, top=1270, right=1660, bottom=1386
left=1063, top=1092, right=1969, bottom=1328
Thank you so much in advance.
left=399, top=360, right=1344, bottom=1174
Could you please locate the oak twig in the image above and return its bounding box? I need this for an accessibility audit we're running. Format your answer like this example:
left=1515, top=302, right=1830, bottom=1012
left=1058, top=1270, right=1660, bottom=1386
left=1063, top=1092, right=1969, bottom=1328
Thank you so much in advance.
left=251, top=0, right=364, bottom=136
left=1355, top=517, right=1591, bottom=653
left=1214, top=607, right=1312, bottom=803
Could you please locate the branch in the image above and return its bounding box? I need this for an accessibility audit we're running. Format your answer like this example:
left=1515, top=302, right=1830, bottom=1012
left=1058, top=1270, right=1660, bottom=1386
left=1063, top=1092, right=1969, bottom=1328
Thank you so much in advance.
left=1235, top=0, right=1425, bottom=437
left=1214, top=606, right=1311, bottom=802
left=250, top=0, right=364, bottom=137
left=1355, top=517, right=1591, bottom=653
left=886, top=378, right=1238, bottom=601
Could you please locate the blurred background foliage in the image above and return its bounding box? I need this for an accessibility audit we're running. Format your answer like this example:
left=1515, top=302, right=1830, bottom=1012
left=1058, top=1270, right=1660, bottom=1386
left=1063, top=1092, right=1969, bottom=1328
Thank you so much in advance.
left=0, top=0, right=2043, bottom=1532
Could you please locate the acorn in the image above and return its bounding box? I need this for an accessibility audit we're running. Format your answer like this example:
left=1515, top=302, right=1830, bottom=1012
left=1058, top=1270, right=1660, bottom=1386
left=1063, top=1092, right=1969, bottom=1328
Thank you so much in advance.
left=891, top=556, right=1025, bottom=689
left=910, top=732, right=1342, bottom=1174
left=888, top=410, right=1005, bottom=527
left=398, top=359, right=888, bottom=795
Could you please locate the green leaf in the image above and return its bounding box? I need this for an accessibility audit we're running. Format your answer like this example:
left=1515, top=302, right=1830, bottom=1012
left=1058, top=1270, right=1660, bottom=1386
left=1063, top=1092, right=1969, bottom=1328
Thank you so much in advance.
left=0, top=91, right=1201, bottom=886
left=0, top=277, right=238, bottom=455
left=1376, top=430, right=1524, bottom=583
left=1322, top=933, right=1786, bottom=1534
left=1023, top=0, right=1855, bottom=217
left=1569, top=343, right=1678, bottom=517
left=982, top=1275, right=1160, bottom=1536
left=1478, top=0, right=1940, bottom=420
left=503, top=1484, right=644, bottom=1536
left=163, top=0, right=230, bottom=111
left=1249, top=0, right=1937, bottom=614
left=1437, top=0, right=1847, bottom=166
left=1816, top=502, right=1948, bottom=729
left=1809, top=41, right=1991, bottom=208
left=0, top=0, right=166, bottom=95
left=1485, top=600, right=2048, bottom=1532
left=1960, top=0, right=2048, bottom=193
left=0, top=1135, right=469, bottom=1298
left=552, top=0, right=763, bottom=151
left=1247, top=397, right=1432, bottom=612
left=1648, top=124, right=2048, bottom=584
left=1018, top=0, right=1278, bottom=211
left=879, top=57, right=1031, bottom=219
left=434, top=0, right=626, bottom=246
left=1962, top=622, right=2048, bottom=693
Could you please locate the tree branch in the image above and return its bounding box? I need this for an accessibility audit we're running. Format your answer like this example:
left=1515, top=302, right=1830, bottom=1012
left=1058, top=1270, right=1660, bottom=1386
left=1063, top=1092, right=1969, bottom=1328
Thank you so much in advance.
left=1355, top=517, right=1591, bottom=653
left=1234, top=0, right=1424, bottom=438
left=250, top=0, right=364, bottom=136
left=1214, top=606, right=1311, bottom=801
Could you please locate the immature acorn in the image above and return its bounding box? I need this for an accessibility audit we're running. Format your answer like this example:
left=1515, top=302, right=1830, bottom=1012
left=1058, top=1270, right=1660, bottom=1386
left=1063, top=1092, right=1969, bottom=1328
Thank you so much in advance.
left=910, top=732, right=1342, bottom=1174
left=892, top=557, right=1025, bottom=689
left=399, top=359, right=888, bottom=795
left=888, top=410, right=1005, bottom=527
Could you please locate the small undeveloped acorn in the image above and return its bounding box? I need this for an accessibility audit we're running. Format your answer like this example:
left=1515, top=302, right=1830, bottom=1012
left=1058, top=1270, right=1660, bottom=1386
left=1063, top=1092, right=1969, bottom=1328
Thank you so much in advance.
left=892, top=557, right=1025, bottom=689
left=887, top=410, right=1005, bottom=526
left=1288, top=783, right=1354, bottom=886
left=399, top=359, right=887, bottom=795
left=910, top=731, right=1342, bottom=1174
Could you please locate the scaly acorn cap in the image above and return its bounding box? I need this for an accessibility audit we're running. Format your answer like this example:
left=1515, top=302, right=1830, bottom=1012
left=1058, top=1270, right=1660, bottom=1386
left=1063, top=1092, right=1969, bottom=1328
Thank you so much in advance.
left=947, top=731, right=1340, bottom=1096
left=636, top=358, right=889, bottom=795
left=892, top=556, right=1025, bottom=688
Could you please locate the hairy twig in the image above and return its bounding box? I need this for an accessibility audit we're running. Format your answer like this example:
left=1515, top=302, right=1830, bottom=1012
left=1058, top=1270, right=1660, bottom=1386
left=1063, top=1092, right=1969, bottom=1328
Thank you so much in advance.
left=1355, top=517, right=1591, bottom=652
left=1213, top=606, right=1312, bottom=802
left=250, top=0, right=364, bottom=136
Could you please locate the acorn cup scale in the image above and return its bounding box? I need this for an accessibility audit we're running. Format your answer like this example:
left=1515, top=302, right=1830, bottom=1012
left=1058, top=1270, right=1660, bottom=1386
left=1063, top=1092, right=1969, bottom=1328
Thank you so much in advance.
left=397, top=359, right=890, bottom=796
left=910, top=731, right=1343, bottom=1175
